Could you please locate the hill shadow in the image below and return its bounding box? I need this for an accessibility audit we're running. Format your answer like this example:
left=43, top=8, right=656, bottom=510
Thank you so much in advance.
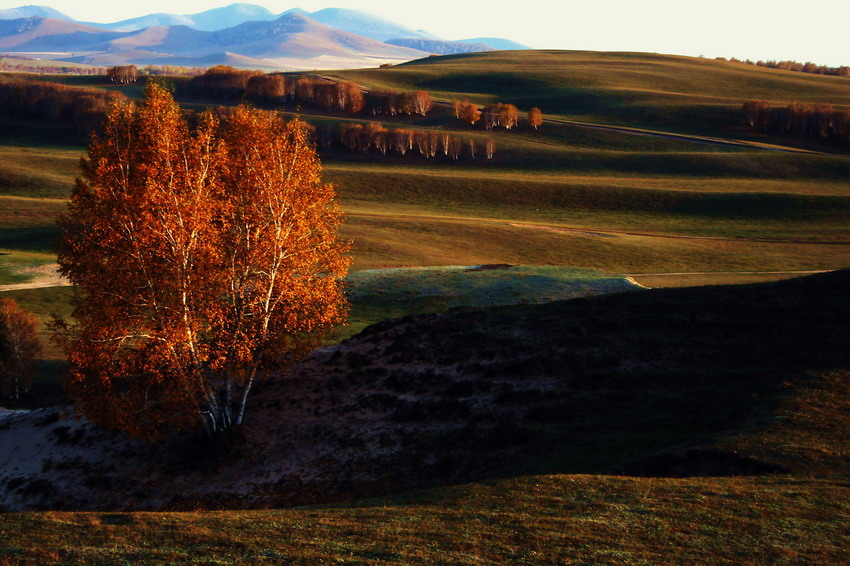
left=256, top=269, right=850, bottom=507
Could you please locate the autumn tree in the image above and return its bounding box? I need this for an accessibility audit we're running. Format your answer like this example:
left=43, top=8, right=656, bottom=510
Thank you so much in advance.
left=742, top=99, right=771, bottom=130
left=486, top=138, right=496, bottom=159
left=426, top=131, right=439, bottom=158
left=341, top=82, right=365, bottom=113
left=295, top=77, right=316, bottom=105
left=393, top=129, right=412, bottom=155
left=373, top=129, right=389, bottom=154
left=246, top=74, right=287, bottom=103
left=107, top=65, right=138, bottom=84
left=440, top=132, right=452, bottom=156
left=498, top=103, right=520, bottom=129
left=460, top=100, right=481, bottom=126
left=0, top=298, right=41, bottom=400
left=528, top=107, right=543, bottom=130
left=190, top=66, right=260, bottom=100
left=448, top=137, right=463, bottom=160
left=412, top=131, right=425, bottom=156
left=483, top=103, right=519, bottom=130
left=411, top=90, right=433, bottom=116
left=55, top=81, right=349, bottom=439
left=339, top=123, right=363, bottom=151
left=452, top=99, right=463, bottom=118
left=482, top=105, right=497, bottom=130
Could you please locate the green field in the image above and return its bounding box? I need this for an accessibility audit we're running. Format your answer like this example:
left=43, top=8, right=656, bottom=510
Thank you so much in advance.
left=1, top=49, right=849, bottom=562
left=2, top=50, right=849, bottom=279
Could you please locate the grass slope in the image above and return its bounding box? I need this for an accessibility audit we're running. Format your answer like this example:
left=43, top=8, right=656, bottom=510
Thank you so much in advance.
left=1, top=477, right=848, bottom=565
left=338, top=50, right=850, bottom=135
left=3, top=51, right=850, bottom=282
left=341, top=265, right=635, bottom=337
left=1, top=271, right=849, bottom=562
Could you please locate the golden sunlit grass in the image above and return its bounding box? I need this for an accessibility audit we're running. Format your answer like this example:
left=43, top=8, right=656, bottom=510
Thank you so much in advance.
left=342, top=214, right=850, bottom=273
left=2, top=476, right=848, bottom=564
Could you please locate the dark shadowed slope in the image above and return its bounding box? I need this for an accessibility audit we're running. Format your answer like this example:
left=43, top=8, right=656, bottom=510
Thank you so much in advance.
left=1, top=270, right=847, bottom=511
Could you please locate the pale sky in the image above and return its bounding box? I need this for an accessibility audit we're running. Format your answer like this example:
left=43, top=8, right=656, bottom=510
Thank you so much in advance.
left=2, top=0, right=849, bottom=67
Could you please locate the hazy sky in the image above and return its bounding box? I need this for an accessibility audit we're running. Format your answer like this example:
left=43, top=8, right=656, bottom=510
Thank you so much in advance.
left=2, top=0, right=848, bottom=67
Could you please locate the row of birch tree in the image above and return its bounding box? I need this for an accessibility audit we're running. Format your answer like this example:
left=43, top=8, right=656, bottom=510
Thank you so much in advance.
left=327, top=122, right=495, bottom=159
left=0, top=77, right=123, bottom=131
left=743, top=100, right=850, bottom=141
left=452, top=99, right=543, bottom=130
left=187, top=67, right=434, bottom=116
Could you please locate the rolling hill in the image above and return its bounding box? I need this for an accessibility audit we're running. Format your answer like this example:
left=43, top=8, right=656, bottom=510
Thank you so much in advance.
left=0, top=13, right=431, bottom=69
left=309, top=7, right=437, bottom=42
left=0, top=16, right=122, bottom=50
left=92, top=3, right=279, bottom=32
left=1, top=46, right=849, bottom=562
left=0, top=4, right=71, bottom=21
left=0, top=4, right=524, bottom=67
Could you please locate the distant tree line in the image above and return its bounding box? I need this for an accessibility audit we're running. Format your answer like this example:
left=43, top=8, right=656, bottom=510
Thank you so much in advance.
left=0, top=60, right=202, bottom=77
left=0, top=78, right=124, bottom=131
left=316, top=121, right=495, bottom=160
left=141, top=65, right=205, bottom=77
left=718, top=57, right=850, bottom=77
left=452, top=99, right=543, bottom=130
left=186, top=66, right=433, bottom=116
left=742, top=99, right=850, bottom=141
left=106, top=65, right=204, bottom=82
left=0, top=57, right=106, bottom=75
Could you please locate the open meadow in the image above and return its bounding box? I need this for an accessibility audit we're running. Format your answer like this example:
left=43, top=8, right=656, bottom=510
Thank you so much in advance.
left=1, top=50, right=849, bottom=562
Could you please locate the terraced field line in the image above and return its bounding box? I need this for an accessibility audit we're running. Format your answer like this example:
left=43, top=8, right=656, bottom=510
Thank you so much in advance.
left=628, top=270, right=832, bottom=277
left=349, top=211, right=845, bottom=245
left=628, top=270, right=835, bottom=288
left=544, top=118, right=826, bottom=154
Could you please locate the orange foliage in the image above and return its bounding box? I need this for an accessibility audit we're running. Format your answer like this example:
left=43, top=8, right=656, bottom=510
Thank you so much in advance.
left=460, top=100, right=481, bottom=126
left=528, top=107, right=543, bottom=130
left=0, top=298, right=41, bottom=400
left=55, top=81, right=349, bottom=439
left=0, top=78, right=123, bottom=131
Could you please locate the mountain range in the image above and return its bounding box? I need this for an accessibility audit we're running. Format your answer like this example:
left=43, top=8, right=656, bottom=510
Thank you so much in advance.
left=0, top=4, right=530, bottom=70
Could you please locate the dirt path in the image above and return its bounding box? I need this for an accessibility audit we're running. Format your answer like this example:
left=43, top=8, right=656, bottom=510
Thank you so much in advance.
left=628, top=270, right=833, bottom=288
left=0, top=264, right=69, bottom=292
left=351, top=211, right=847, bottom=246
left=543, top=117, right=825, bottom=154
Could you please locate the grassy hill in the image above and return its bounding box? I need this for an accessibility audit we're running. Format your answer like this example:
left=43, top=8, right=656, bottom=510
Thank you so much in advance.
left=337, top=50, right=850, bottom=134
left=0, top=49, right=849, bottom=562
left=3, top=50, right=850, bottom=283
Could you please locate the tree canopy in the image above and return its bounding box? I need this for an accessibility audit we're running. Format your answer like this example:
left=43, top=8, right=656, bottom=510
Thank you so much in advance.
left=0, top=298, right=41, bottom=401
left=55, top=81, right=349, bottom=439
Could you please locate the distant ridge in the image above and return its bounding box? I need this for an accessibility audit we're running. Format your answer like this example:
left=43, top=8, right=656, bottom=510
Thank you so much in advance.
left=298, top=7, right=438, bottom=42
left=84, top=3, right=279, bottom=32
left=0, top=4, right=72, bottom=21
left=0, top=12, right=430, bottom=70
left=0, top=4, right=527, bottom=70
left=457, top=37, right=531, bottom=50
left=386, top=38, right=495, bottom=56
